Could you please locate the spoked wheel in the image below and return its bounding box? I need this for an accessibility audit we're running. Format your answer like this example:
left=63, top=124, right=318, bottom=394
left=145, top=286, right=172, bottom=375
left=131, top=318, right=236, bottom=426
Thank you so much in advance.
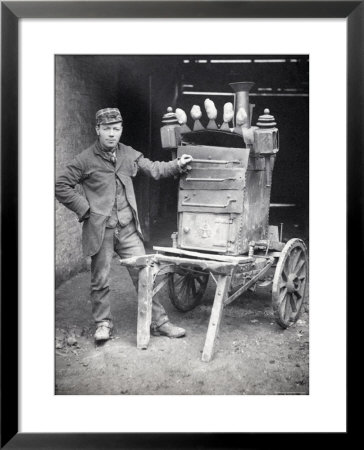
left=272, top=238, right=308, bottom=328
left=168, top=268, right=209, bottom=312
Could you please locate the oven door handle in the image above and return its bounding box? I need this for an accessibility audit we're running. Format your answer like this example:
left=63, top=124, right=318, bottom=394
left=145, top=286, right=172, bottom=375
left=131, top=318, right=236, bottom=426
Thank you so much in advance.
left=191, top=158, right=241, bottom=164
left=185, top=176, right=237, bottom=182
left=181, top=198, right=237, bottom=208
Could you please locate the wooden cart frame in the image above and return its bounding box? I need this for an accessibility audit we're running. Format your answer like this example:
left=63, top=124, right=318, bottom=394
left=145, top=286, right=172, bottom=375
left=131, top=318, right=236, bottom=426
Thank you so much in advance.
left=121, top=236, right=308, bottom=362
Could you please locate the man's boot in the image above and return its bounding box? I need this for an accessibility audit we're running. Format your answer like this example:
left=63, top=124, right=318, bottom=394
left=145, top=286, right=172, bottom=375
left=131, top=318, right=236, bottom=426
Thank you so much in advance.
left=94, top=320, right=113, bottom=342
left=151, top=321, right=186, bottom=338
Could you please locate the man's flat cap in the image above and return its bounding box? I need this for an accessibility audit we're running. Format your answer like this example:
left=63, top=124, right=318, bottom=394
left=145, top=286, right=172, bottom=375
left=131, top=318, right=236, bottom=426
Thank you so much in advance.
left=96, top=108, right=123, bottom=125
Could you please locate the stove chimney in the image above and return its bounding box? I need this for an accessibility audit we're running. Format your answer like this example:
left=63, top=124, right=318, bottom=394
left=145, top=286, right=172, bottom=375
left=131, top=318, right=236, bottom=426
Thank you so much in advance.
left=229, top=82, right=255, bottom=128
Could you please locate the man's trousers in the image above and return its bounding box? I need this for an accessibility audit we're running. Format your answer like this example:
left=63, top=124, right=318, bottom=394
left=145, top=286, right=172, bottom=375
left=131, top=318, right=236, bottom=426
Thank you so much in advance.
left=90, top=221, right=169, bottom=328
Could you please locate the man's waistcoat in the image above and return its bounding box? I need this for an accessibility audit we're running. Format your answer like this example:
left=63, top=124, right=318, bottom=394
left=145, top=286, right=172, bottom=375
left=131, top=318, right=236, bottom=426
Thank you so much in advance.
left=55, top=141, right=180, bottom=257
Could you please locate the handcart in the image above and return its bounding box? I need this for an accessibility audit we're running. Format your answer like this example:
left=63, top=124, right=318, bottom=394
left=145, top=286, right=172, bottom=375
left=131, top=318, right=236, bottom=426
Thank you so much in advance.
left=121, top=81, right=308, bottom=362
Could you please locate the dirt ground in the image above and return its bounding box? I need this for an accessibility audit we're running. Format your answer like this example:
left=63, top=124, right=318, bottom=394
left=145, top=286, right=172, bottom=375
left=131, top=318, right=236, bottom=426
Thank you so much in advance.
left=55, top=247, right=309, bottom=396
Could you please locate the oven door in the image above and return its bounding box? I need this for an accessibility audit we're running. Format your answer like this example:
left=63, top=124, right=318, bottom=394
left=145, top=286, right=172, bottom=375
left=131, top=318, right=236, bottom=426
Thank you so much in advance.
left=178, top=212, right=239, bottom=254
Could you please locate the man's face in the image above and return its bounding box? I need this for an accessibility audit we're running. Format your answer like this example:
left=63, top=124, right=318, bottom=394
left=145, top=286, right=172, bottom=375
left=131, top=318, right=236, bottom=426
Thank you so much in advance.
left=96, top=122, right=123, bottom=150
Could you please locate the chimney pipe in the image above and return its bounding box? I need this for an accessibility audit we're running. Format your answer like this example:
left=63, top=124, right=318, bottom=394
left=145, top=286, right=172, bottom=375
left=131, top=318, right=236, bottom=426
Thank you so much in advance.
left=229, top=82, right=255, bottom=127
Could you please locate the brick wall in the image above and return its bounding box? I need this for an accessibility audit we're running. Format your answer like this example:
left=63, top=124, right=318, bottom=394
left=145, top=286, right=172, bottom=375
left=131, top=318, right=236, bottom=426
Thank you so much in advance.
left=55, top=56, right=120, bottom=286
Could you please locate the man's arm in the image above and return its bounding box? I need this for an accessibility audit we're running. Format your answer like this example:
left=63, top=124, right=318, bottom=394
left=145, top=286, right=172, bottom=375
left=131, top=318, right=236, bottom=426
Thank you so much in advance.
left=136, top=154, right=192, bottom=180
left=55, top=156, right=90, bottom=222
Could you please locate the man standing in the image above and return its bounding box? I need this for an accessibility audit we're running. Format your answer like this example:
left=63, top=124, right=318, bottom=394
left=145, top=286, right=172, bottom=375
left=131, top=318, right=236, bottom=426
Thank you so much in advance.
left=56, top=108, right=192, bottom=342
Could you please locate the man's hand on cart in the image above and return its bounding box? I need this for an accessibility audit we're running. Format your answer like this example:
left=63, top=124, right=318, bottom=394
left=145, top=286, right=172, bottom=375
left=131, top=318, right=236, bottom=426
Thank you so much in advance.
left=178, top=154, right=193, bottom=172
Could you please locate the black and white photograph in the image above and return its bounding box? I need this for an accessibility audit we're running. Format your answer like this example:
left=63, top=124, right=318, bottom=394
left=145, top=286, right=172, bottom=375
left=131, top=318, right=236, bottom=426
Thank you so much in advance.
left=0, top=0, right=354, bottom=444
left=54, top=54, right=309, bottom=396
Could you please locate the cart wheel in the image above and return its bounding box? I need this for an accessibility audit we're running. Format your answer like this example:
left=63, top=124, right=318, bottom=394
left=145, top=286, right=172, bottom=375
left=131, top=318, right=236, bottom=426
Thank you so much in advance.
left=272, top=238, right=308, bottom=328
left=168, top=270, right=209, bottom=312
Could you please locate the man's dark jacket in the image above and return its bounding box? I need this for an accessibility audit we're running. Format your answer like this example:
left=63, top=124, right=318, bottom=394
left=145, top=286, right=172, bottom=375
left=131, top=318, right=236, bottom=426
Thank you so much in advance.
left=55, top=141, right=180, bottom=257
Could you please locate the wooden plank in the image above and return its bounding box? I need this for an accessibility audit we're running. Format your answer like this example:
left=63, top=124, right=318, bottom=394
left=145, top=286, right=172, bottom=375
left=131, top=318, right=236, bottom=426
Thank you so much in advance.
left=224, top=257, right=274, bottom=306
left=120, top=254, right=154, bottom=267
left=153, top=246, right=253, bottom=264
left=136, top=264, right=156, bottom=350
left=154, top=254, right=235, bottom=275
left=201, top=274, right=231, bottom=363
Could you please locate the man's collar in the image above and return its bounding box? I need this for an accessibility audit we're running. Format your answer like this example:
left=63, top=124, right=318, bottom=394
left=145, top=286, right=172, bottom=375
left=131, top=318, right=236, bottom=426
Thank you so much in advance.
left=95, top=139, right=118, bottom=156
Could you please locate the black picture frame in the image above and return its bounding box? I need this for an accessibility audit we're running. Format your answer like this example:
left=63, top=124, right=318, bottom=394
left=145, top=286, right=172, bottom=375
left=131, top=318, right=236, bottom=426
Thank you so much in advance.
left=1, top=1, right=357, bottom=448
